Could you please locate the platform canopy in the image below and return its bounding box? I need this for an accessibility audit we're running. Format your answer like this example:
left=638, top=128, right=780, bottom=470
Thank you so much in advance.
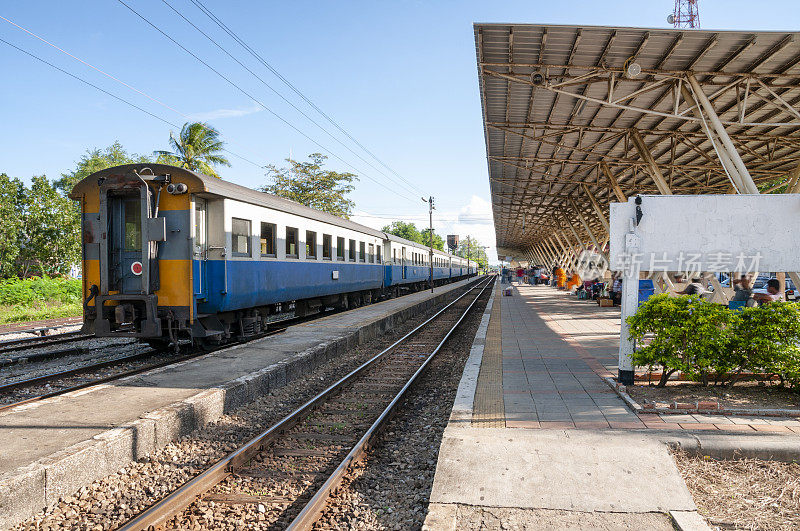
left=475, top=23, right=800, bottom=262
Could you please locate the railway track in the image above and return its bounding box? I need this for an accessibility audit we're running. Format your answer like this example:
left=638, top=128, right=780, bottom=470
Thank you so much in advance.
left=0, top=285, right=448, bottom=413
left=0, top=322, right=298, bottom=413
left=0, top=317, right=82, bottom=337
left=0, top=301, right=385, bottom=413
left=0, top=332, right=98, bottom=359
left=118, top=276, right=493, bottom=530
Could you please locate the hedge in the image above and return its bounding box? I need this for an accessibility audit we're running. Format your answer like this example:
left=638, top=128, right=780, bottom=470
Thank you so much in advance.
left=626, top=293, right=800, bottom=388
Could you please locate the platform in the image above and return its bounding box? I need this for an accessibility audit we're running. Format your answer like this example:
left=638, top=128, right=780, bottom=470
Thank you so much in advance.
left=0, top=278, right=477, bottom=528
left=426, top=282, right=800, bottom=530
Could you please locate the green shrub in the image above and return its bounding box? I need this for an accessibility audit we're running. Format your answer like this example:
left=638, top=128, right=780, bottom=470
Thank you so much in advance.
left=0, top=277, right=82, bottom=324
left=728, top=302, right=800, bottom=387
left=627, top=294, right=734, bottom=387
left=0, top=277, right=81, bottom=306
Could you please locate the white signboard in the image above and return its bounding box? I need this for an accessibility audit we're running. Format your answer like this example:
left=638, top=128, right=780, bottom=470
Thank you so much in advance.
left=609, top=194, right=800, bottom=273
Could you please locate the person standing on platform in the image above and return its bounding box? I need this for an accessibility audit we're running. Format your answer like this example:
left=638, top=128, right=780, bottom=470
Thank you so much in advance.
left=610, top=274, right=622, bottom=305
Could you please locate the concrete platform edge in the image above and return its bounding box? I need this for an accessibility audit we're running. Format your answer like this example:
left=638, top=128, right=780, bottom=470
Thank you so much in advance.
left=670, top=510, right=713, bottom=531
left=448, top=284, right=495, bottom=424
left=0, top=278, right=480, bottom=528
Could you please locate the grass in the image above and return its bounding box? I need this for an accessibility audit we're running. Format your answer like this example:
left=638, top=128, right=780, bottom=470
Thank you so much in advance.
left=0, top=302, right=82, bottom=324
left=0, top=277, right=82, bottom=324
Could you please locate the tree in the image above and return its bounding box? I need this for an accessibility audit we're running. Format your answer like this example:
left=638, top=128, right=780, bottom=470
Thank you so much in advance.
left=55, top=141, right=150, bottom=194
left=18, top=176, right=81, bottom=277
left=455, top=237, right=489, bottom=269
left=0, top=174, right=24, bottom=278
left=422, top=229, right=445, bottom=251
left=381, top=221, right=423, bottom=243
left=381, top=220, right=445, bottom=251
left=262, top=153, right=357, bottom=218
left=155, top=122, right=231, bottom=178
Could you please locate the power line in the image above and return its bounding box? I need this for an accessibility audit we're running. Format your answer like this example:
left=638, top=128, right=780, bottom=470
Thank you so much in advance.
left=0, top=37, right=180, bottom=129
left=189, top=0, right=425, bottom=196
left=0, top=15, right=264, bottom=169
left=115, top=0, right=418, bottom=204
left=160, top=0, right=422, bottom=199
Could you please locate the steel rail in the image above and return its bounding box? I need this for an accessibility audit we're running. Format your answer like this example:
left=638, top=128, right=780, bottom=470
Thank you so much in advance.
left=0, top=318, right=82, bottom=337
left=0, top=331, right=88, bottom=354
left=0, top=283, right=456, bottom=413
left=287, top=276, right=494, bottom=529
left=0, top=325, right=292, bottom=413
left=118, top=276, right=490, bottom=531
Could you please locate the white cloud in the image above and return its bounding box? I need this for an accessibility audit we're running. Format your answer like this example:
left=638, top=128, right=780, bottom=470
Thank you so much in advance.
left=351, top=194, right=500, bottom=264
left=187, top=103, right=263, bottom=121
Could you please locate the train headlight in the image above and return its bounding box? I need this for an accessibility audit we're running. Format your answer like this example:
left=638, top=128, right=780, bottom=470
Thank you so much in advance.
left=166, top=183, right=188, bottom=195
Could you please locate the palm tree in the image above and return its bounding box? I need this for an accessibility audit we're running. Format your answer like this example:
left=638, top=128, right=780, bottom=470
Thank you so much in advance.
left=155, top=122, right=231, bottom=178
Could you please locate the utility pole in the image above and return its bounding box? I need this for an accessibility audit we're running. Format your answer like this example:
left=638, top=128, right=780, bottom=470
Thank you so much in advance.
left=466, top=235, right=471, bottom=275
left=422, top=196, right=435, bottom=292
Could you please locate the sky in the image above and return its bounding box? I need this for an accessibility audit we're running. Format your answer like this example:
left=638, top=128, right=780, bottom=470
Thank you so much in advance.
left=2, top=1, right=799, bottom=264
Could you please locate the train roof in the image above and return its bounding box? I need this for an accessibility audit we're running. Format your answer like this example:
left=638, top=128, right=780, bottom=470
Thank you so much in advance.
left=72, top=164, right=466, bottom=261
left=383, top=233, right=457, bottom=258
left=71, top=163, right=387, bottom=239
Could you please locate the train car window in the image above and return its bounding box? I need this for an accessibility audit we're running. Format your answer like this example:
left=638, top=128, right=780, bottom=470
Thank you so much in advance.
left=359, top=241, right=366, bottom=262
left=306, top=231, right=317, bottom=259
left=392, top=248, right=396, bottom=264
left=337, top=236, right=345, bottom=261
left=377, top=245, right=382, bottom=264
left=368, top=243, right=374, bottom=263
left=232, top=218, right=251, bottom=256
left=348, top=239, right=356, bottom=261
left=124, top=198, right=142, bottom=252
left=260, top=222, right=276, bottom=257
left=322, top=234, right=332, bottom=260
left=286, top=227, right=298, bottom=258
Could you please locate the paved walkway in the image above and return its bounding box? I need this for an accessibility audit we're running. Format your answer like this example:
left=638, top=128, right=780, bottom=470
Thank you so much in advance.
left=482, top=282, right=800, bottom=433
left=425, top=281, right=800, bottom=530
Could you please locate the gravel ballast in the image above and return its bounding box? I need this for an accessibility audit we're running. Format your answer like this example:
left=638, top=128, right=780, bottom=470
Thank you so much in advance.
left=310, top=286, right=492, bottom=530
left=11, top=290, right=470, bottom=531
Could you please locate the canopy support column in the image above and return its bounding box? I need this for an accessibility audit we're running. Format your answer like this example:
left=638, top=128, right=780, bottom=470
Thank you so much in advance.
left=582, top=183, right=611, bottom=235
left=601, top=161, right=627, bottom=203
left=686, top=73, right=759, bottom=194
left=568, top=198, right=609, bottom=263
left=630, top=129, right=673, bottom=195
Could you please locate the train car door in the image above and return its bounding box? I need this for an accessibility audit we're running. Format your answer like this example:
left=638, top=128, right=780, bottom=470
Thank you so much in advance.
left=108, top=195, right=143, bottom=294
left=193, top=198, right=208, bottom=299
left=401, top=247, right=407, bottom=279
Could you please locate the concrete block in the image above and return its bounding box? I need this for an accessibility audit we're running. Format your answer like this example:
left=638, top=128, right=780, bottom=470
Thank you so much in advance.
left=125, top=417, right=156, bottom=459
left=670, top=510, right=712, bottom=530
left=0, top=465, right=46, bottom=529
left=422, top=502, right=457, bottom=531
left=43, top=439, right=109, bottom=505
left=184, top=389, right=225, bottom=428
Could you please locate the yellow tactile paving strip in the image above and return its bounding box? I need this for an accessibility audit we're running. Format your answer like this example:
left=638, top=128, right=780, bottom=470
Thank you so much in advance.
left=472, top=286, right=505, bottom=427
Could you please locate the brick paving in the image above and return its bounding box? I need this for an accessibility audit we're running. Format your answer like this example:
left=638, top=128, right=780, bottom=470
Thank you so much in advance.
left=485, top=282, right=800, bottom=434
left=472, top=287, right=505, bottom=427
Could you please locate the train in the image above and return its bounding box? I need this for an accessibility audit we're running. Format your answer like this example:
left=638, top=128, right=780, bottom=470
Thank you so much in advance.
left=70, top=164, right=477, bottom=347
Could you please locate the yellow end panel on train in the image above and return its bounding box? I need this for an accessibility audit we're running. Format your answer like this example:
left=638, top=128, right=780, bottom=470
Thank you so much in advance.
left=158, top=260, right=193, bottom=312
left=82, top=258, right=99, bottom=307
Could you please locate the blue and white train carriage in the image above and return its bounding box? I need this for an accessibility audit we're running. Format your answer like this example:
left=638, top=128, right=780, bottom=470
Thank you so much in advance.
left=71, top=164, right=476, bottom=346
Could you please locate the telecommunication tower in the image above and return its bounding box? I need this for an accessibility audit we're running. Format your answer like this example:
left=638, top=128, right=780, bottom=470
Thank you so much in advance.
left=668, top=0, right=700, bottom=29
